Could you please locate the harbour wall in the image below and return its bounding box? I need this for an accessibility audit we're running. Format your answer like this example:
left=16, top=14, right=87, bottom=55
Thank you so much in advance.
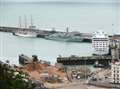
left=0, top=26, right=92, bottom=42
left=57, top=55, right=112, bottom=66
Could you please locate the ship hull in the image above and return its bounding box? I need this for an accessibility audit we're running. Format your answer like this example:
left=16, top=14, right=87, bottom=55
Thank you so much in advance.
left=45, top=36, right=83, bottom=42
left=13, top=32, right=37, bottom=38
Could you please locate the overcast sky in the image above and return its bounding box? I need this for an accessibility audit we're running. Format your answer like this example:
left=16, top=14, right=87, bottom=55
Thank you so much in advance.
left=1, top=0, right=120, bottom=3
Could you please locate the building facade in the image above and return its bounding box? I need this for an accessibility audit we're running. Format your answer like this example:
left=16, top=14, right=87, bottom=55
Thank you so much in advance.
left=111, top=62, right=120, bottom=84
left=92, top=31, right=109, bottom=55
left=110, top=35, right=120, bottom=61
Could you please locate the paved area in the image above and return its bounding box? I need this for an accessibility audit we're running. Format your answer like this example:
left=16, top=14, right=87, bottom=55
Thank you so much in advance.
left=45, top=80, right=112, bottom=89
left=56, top=83, right=110, bottom=89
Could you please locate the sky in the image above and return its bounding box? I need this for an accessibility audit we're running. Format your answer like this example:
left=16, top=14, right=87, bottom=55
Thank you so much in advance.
left=2, top=0, right=120, bottom=3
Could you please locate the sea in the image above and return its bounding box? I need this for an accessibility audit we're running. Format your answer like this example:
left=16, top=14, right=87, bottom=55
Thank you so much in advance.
left=0, top=2, right=120, bottom=65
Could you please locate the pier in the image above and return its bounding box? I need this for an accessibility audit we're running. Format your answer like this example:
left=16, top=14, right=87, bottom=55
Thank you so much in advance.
left=0, top=26, right=58, bottom=38
left=57, top=55, right=112, bottom=66
left=0, top=26, right=92, bottom=42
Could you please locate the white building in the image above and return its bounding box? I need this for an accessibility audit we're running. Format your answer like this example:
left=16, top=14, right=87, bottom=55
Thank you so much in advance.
left=92, top=31, right=109, bottom=55
left=111, top=62, right=120, bottom=84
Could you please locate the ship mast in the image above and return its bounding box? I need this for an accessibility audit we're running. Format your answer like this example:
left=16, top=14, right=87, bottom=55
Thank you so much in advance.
left=29, top=15, right=36, bottom=29
left=18, top=16, right=22, bottom=28
left=24, top=15, right=27, bottom=28
left=30, top=15, right=33, bottom=27
left=66, top=27, right=69, bottom=34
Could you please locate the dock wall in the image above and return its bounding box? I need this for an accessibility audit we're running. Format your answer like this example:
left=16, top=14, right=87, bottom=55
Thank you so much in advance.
left=57, top=56, right=112, bottom=66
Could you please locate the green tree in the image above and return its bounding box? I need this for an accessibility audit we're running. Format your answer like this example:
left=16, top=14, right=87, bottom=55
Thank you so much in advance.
left=0, top=63, right=36, bottom=89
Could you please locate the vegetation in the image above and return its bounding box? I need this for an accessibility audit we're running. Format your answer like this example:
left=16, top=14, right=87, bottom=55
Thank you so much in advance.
left=0, top=63, right=36, bottom=89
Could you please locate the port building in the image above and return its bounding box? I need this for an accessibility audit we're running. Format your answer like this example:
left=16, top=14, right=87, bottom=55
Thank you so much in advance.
left=110, top=33, right=120, bottom=61
left=110, top=32, right=120, bottom=84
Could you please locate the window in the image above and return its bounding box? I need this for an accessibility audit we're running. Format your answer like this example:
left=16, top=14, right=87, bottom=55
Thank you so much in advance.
left=117, top=71, right=119, bottom=74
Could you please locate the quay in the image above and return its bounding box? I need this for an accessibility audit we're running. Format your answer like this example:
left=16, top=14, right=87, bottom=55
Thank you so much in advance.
left=0, top=26, right=92, bottom=42
left=0, top=26, right=58, bottom=38
left=57, top=55, right=112, bottom=66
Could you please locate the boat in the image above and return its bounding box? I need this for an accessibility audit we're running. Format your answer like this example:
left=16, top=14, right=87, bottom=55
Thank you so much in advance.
left=13, top=31, right=37, bottom=37
left=13, top=15, right=37, bottom=38
left=45, top=31, right=85, bottom=42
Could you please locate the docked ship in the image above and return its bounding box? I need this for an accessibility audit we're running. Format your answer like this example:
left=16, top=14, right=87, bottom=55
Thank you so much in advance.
left=45, top=31, right=92, bottom=42
left=13, top=16, right=37, bottom=38
left=13, top=31, right=37, bottom=37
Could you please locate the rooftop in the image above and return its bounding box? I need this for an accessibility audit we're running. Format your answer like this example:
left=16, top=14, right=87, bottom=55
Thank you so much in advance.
left=112, top=35, right=120, bottom=40
left=92, top=30, right=108, bottom=38
left=112, top=62, right=120, bottom=66
left=114, top=30, right=120, bottom=36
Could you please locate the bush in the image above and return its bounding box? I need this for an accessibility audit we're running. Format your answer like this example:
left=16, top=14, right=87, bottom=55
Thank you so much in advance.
left=0, top=63, right=36, bottom=89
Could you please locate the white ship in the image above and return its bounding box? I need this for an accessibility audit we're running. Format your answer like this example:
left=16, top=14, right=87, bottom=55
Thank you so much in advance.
left=13, top=31, right=37, bottom=37
left=13, top=15, right=37, bottom=38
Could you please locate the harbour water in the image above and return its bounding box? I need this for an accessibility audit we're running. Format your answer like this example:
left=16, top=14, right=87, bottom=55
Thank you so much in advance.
left=0, top=2, right=120, bottom=65
left=0, top=32, right=92, bottom=65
